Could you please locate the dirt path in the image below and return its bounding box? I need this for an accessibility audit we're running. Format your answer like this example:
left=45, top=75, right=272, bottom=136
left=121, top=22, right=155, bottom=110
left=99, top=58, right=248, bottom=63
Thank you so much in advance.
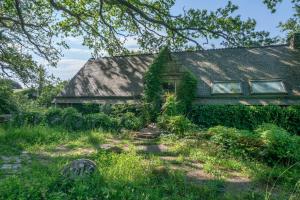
left=98, top=124, right=253, bottom=194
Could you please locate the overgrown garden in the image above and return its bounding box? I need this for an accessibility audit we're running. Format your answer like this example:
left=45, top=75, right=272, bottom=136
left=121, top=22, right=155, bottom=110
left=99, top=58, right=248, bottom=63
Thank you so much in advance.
left=0, top=47, right=300, bottom=199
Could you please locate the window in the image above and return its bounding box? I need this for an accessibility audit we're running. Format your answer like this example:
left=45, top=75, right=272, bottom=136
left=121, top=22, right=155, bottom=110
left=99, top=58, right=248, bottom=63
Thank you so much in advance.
left=250, top=80, right=287, bottom=94
left=212, top=82, right=242, bottom=94
left=162, top=81, right=176, bottom=93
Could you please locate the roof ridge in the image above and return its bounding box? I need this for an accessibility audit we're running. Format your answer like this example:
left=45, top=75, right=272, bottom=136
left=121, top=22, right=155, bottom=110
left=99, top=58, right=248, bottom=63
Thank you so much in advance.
left=89, top=43, right=289, bottom=61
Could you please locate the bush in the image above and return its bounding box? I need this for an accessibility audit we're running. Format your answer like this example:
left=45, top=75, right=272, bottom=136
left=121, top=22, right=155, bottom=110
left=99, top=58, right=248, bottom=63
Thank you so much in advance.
left=255, top=123, right=300, bottom=164
left=0, top=80, right=18, bottom=114
left=208, top=124, right=300, bottom=165
left=120, top=112, right=143, bottom=131
left=111, top=104, right=143, bottom=117
left=189, top=105, right=300, bottom=135
left=72, top=103, right=101, bottom=114
left=61, top=107, right=84, bottom=131
left=11, top=112, right=44, bottom=127
left=44, top=108, right=63, bottom=127
left=84, top=113, right=120, bottom=132
left=161, top=93, right=183, bottom=116
left=158, top=115, right=196, bottom=136
left=209, top=126, right=263, bottom=157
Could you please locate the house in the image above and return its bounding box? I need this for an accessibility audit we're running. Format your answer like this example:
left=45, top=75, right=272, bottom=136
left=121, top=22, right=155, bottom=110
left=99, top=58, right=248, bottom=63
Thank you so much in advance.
left=53, top=33, right=300, bottom=105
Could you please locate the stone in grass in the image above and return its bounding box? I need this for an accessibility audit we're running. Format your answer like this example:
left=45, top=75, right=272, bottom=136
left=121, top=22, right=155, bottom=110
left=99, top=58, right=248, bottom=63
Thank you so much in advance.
left=62, top=159, right=97, bottom=178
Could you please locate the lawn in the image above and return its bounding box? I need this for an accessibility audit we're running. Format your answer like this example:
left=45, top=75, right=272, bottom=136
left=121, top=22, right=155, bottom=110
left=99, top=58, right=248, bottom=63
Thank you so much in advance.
left=0, top=125, right=299, bottom=200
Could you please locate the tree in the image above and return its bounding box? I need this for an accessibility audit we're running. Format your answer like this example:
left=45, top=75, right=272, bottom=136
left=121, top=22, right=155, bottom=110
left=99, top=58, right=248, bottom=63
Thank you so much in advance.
left=263, top=0, right=300, bottom=35
left=0, top=79, right=18, bottom=114
left=1, top=0, right=278, bottom=83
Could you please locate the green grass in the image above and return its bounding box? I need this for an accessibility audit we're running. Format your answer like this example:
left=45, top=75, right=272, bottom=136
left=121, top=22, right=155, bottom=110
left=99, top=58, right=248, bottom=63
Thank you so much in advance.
left=0, top=125, right=299, bottom=199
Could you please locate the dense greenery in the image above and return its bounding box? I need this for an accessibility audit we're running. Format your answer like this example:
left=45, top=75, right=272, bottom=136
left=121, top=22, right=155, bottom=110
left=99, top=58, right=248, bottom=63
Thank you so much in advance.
left=0, top=80, right=18, bottom=114
left=189, top=105, right=300, bottom=135
left=177, top=71, right=198, bottom=114
left=11, top=107, right=144, bottom=132
left=143, top=47, right=172, bottom=120
left=0, top=124, right=299, bottom=199
left=158, top=94, right=196, bottom=136
left=209, top=124, right=300, bottom=165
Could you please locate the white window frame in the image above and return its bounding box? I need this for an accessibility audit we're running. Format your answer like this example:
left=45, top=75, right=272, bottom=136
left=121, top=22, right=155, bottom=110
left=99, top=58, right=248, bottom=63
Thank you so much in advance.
left=211, top=81, right=242, bottom=95
left=250, top=80, right=287, bottom=94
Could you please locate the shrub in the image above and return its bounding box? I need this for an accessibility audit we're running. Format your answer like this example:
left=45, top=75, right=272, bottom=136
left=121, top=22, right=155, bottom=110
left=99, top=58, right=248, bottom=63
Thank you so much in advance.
left=111, top=104, right=143, bottom=117
left=120, top=112, right=143, bottom=131
left=158, top=115, right=196, bottom=136
left=0, top=80, right=18, bottom=114
left=161, top=93, right=183, bottom=116
left=208, top=124, right=300, bottom=165
left=72, top=103, right=101, bottom=114
left=84, top=113, right=120, bottom=132
left=44, top=107, right=63, bottom=127
left=209, top=126, right=263, bottom=157
left=11, top=112, right=44, bottom=127
left=255, top=123, right=300, bottom=164
left=61, top=107, right=84, bottom=131
left=189, top=105, right=300, bottom=134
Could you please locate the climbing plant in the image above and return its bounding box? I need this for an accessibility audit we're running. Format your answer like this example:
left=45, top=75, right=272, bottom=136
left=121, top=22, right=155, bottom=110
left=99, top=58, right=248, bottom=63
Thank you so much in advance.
left=143, top=47, right=172, bottom=120
left=177, top=71, right=198, bottom=114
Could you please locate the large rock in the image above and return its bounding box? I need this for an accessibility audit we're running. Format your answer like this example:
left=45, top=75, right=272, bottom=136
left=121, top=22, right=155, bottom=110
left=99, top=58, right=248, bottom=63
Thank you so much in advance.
left=62, top=159, right=97, bottom=177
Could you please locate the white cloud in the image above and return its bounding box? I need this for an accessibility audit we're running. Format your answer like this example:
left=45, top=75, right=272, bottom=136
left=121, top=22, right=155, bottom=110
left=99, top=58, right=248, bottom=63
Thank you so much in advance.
left=47, top=58, right=87, bottom=80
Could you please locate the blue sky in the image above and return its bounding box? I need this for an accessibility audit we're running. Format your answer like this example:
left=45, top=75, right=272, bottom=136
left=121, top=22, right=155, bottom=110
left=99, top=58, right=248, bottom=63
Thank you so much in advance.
left=47, top=0, right=294, bottom=81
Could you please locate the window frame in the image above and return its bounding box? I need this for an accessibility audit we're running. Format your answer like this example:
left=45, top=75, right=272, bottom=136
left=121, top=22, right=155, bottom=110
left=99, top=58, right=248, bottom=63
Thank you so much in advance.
left=162, top=80, right=177, bottom=94
left=249, top=79, right=287, bottom=95
left=211, top=81, right=243, bottom=95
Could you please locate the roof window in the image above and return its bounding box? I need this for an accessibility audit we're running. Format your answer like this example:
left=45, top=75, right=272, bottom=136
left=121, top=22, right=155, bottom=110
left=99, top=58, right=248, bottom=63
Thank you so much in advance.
left=212, top=81, right=242, bottom=94
left=250, top=80, right=287, bottom=94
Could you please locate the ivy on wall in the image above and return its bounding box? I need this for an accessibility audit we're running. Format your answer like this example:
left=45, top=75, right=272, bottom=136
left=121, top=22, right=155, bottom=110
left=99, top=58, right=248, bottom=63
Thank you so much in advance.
left=143, top=46, right=198, bottom=120
left=177, top=71, right=198, bottom=114
left=143, top=47, right=172, bottom=119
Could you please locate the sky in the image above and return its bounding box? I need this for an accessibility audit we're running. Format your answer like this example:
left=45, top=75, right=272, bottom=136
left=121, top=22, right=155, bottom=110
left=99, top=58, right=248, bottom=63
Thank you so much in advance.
left=46, top=0, right=294, bottom=81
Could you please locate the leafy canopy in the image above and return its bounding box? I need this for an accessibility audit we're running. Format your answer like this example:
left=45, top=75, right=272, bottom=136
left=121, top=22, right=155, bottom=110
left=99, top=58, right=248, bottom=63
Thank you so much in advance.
left=263, top=0, right=300, bottom=35
left=1, top=0, right=279, bottom=83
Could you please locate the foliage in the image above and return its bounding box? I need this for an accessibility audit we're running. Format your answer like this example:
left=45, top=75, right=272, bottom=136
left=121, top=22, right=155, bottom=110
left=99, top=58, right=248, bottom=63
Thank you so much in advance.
left=255, top=123, right=300, bottom=164
left=110, top=104, right=144, bottom=117
left=1, top=0, right=278, bottom=84
left=143, top=47, right=172, bottom=120
left=177, top=71, right=198, bottom=114
left=189, top=105, right=300, bottom=135
left=11, top=112, right=44, bottom=127
left=0, top=124, right=300, bottom=199
left=0, top=126, right=68, bottom=146
left=10, top=107, right=145, bottom=132
left=44, top=107, right=63, bottom=127
left=263, top=0, right=300, bottom=34
left=37, top=81, right=66, bottom=107
left=120, top=112, right=144, bottom=131
left=209, top=126, right=263, bottom=157
left=61, top=107, right=84, bottom=131
left=0, top=80, right=18, bottom=114
left=84, top=113, right=120, bottom=132
left=208, top=124, right=300, bottom=165
left=161, top=93, right=184, bottom=116
left=158, top=115, right=196, bottom=136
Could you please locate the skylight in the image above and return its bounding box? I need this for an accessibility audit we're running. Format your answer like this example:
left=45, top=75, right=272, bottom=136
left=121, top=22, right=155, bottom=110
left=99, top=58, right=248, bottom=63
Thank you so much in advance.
left=212, top=82, right=242, bottom=94
left=250, top=80, right=287, bottom=94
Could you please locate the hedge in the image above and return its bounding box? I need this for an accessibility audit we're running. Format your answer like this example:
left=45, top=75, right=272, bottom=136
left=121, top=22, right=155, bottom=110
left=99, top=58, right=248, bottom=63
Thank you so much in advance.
left=10, top=108, right=144, bottom=132
left=189, top=105, right=300, bottom=135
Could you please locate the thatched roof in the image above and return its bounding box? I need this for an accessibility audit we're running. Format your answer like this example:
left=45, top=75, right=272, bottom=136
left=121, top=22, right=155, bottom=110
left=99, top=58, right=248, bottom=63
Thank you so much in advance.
left=54, top=44, right=300, bottom=105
